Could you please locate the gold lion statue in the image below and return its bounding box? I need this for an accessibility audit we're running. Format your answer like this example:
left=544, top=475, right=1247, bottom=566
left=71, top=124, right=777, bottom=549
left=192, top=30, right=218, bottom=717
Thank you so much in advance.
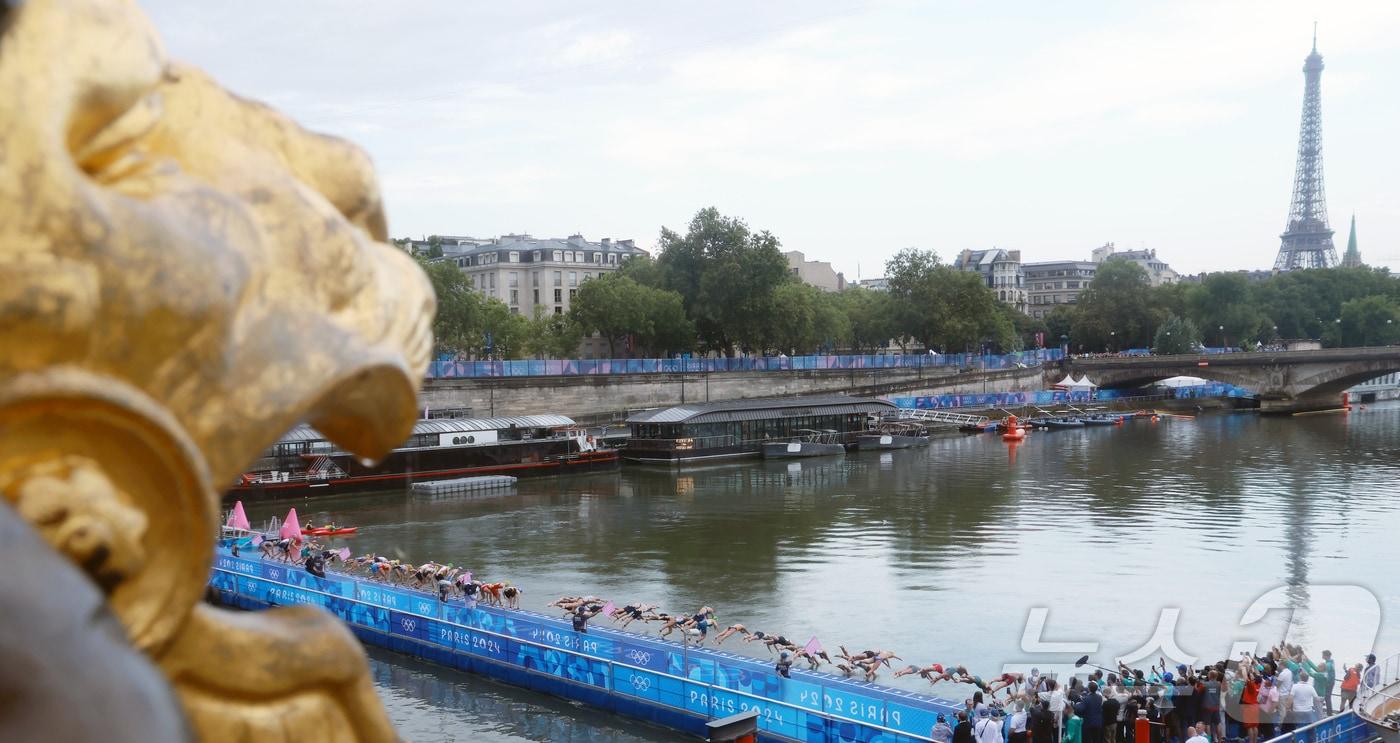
left=0, top=0, right=433, bottom=739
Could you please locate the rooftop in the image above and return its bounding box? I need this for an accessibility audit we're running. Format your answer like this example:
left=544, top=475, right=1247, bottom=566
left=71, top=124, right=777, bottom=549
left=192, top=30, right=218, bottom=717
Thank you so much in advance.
left=626, top=395, right=895, bottom=426
left=275, top=414, right=577, bottom=443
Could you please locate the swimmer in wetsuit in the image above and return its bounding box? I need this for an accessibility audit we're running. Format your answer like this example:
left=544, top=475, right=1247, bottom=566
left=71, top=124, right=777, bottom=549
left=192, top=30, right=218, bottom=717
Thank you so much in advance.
left=502, top=584, right=521, bottom=609
left=895, top=663, right=947, bottom=679
left=714, top=624, right=751, bottom=645
left=986, top=672, right=1023, bottom=697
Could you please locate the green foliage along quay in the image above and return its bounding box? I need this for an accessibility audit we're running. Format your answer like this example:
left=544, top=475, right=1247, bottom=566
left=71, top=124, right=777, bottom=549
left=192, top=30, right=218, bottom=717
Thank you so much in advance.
left=408, top=210, right=1400, bottom=360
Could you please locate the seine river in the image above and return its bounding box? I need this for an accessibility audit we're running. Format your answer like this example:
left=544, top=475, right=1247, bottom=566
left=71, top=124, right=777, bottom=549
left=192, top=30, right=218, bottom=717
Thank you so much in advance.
left=243, top=405, right=1400, bottom=741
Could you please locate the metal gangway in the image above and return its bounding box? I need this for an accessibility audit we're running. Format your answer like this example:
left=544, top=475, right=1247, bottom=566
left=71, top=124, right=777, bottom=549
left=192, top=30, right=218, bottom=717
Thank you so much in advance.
left=895, top=408, right=989, bottom=427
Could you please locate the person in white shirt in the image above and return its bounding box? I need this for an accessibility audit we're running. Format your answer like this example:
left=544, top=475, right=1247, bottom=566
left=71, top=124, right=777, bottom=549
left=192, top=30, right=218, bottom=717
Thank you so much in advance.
left=1185, top=725, right=1209, bottom=743
left=1277, top=665, right=1294, bottom=697
left=1008, top=703, right=1029, bottom=743
left=974, top=707, right=1002, bottom=743
left=1291, top=672, right=1319, bottom=726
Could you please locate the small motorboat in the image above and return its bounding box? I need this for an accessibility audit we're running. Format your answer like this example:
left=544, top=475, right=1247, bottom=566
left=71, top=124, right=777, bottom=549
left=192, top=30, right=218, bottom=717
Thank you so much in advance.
left=1045, top=418, right=1084, bottom=429
left=762, top=429, right=846, bottom=459
left=1079, top=416, right=1117, bottom=426
left=858, top=433, right=930, bottom=450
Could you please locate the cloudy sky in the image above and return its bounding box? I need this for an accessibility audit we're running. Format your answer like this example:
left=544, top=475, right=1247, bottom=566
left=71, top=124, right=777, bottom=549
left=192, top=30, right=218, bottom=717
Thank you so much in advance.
left=143, top=1, right=1400, bottom=278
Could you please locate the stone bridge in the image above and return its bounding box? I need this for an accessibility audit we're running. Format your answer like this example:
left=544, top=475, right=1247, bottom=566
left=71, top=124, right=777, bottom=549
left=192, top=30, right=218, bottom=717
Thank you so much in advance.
left=1045, top=347, right=1400, bottom=413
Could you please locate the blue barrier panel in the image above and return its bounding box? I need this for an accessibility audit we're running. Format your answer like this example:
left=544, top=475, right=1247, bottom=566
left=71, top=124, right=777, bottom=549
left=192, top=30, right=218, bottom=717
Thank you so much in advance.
left=613, top=666, right=662, bottom=703
left=236, top=575, right=267, bottom=602
left=211, top=548, right=966, bottom=743
left=345, top=601, right=390, bottom=632
left=214, top=554, right=262, bottom=577
left=266, top=581, right=327, bottom=609
left=427, top=350, right=1065, bottom=379
left=389, top=611, right=429, bottom=640
left=354, top=582, right=414, bottom=612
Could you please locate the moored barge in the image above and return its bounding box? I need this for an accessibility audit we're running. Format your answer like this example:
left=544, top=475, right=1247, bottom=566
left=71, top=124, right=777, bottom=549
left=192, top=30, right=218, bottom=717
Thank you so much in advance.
left=227, top=414, right=617, bottom=500
left=624, top=396, right=896, bottom=464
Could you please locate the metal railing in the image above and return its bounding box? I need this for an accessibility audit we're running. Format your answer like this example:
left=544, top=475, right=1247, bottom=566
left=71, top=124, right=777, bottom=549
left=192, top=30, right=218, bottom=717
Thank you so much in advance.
left=1357, top=652, right=1400, bottom=731
left=896, top=409, right=990, bottom=426
left=1262, top=710, right=1378, bottom=743
left=428, top=349, right=1063, bottom=379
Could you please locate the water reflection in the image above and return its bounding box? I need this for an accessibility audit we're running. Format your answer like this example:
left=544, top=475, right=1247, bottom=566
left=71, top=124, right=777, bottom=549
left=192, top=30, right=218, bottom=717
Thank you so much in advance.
left=244, top=406, right=1400, bottom=738
left=367, top=646, right=680, bottom=742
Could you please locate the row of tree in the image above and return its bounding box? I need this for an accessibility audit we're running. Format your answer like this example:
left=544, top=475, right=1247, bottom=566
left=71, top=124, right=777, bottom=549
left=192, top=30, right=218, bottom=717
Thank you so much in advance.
left=411, top=207, right=1400, bottom=360
left=1047, top=262, right=1400, bottom=353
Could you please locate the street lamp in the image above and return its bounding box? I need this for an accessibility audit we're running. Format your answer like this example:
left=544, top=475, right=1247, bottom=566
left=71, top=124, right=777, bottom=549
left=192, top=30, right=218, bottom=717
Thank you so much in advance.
left=1218, top=324, right=1225, bottom=350
left=1109, top=330, right=1116, bottom=353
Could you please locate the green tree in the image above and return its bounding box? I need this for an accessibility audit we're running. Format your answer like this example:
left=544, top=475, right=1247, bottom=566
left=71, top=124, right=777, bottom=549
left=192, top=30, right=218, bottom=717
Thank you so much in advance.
left=477, top=299, right=529, bottom=359
left=1070, top=260, right=1157, bottom=350
left=425, top=234, right=445, bottom=259
left=836, top=287, right=896, bottom=352
left=1153, top=314, right=1201, bottom=354
left=1185, top=273, right=1267, bottom=348
left=634, top=287, right=694, bottom=357
left=525, top=307, right=583, bottom=359
left=569, top=274, right=694, bottom=357
left=1043, top=305, right=1078, bottom=349
left=570, top=273, right=643, bottom=357
left=883, top=248, right=1012, bottom=353
left=1338, top=296, right=1400, bottom=347
left=416, top=256, right=481, bottom=356
left=655, top=208, right=790, bottom=355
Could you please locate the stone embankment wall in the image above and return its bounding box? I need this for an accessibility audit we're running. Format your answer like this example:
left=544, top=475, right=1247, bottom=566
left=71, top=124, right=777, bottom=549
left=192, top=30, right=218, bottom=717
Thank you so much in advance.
left=421, top=366, right=1046, bottom=424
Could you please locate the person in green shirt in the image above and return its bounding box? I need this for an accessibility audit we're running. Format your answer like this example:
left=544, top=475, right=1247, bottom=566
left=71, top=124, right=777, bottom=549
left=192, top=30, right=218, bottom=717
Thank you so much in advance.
left=1303, top=651, right=1336, bottom=716
left=1063, top=708, right=1084, bottom=743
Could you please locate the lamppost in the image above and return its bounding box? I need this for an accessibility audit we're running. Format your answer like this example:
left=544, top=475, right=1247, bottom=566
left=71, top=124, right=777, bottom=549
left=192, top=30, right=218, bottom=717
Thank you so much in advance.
left=1218, top=324, right=1225, bottom=350
left=1109, top=330, right=1116, bottom=353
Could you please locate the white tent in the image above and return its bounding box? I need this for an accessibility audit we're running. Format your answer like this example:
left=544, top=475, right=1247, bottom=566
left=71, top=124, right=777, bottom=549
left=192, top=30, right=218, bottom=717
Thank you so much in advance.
left=1053, top=374, right=1097, bottom=391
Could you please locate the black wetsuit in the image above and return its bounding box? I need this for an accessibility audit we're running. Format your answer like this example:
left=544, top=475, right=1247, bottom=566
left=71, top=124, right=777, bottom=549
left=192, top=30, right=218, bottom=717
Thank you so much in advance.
left=305, top=555, right=326, bottom=578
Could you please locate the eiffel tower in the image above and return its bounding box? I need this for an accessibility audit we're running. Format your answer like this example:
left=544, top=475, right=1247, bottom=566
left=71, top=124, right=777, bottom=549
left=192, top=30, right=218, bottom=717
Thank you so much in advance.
left=1273, top=27, right=1338, bottom=271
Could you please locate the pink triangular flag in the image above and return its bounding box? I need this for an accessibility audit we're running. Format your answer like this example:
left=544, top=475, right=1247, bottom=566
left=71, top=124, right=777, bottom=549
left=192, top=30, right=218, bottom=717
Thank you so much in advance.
left=279, top=507, right=302, bottom=540
left=227, top=501, right=251, bottom=531
left=251, top=534, right=264, bottom=546
left=337, top=547, right=351, bottom=561
left=600, top=600, right=616, bottom=616
left=803, top=636, right=823, bottom=656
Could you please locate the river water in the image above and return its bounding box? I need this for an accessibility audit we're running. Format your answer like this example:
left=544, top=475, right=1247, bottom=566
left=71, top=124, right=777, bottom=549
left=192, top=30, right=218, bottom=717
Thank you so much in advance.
left=242, top=405, right=1400, bottom=741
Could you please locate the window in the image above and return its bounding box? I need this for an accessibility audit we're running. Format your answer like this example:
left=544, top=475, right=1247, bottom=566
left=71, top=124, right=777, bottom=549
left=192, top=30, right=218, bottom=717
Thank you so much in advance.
left=533, top=289, right=540, bottom=304
left=532, top=271, right=539, bottom=287
left=508, top=272, right=518, bottom=287
left=608, top=254, right=617, bottom=264
left=489, top=274, right=496, bottom=289
left=593, top=252, right=602, bottom=263
left=509, top=306, right=518, bottom=314
left=554, top=289, right=562, bottom=303
left=510, top=289, right=518, bottom=305
left=584, top=272, right=592, bottom=281
left=509, top=251, right=519, bottom=262
left=553, top=271, right=562, bottom=286
left=569, top=289, right=577, bottom=300
left=552, top=251, right=562, bottom=262
left=554, top=306, right=562, bottom=315
left=532, top=250, right=541, bottom=261
left=569, top=272, right=577, bottom=286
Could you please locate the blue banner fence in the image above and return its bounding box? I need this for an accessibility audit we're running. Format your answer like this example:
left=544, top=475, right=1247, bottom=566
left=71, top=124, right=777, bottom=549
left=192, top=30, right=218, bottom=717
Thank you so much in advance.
left=428, top=349, right=1064, bottom=379
left=210, top=551, right=960, bottom=742
left=891, top=383, right=1255, bottom=411
left=1260, top=711, right=1373, bottom=743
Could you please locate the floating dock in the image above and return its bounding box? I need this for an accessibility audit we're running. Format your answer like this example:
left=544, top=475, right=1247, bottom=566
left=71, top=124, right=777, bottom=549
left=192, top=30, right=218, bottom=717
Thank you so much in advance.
left=209, top=548, right=959, bottom=742
left=409, top=475, right=517, bottom=496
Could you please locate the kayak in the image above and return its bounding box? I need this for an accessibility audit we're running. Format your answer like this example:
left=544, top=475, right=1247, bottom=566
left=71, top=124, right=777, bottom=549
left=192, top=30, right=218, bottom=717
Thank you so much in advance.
left=302, top=527, right=358, bottom=536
